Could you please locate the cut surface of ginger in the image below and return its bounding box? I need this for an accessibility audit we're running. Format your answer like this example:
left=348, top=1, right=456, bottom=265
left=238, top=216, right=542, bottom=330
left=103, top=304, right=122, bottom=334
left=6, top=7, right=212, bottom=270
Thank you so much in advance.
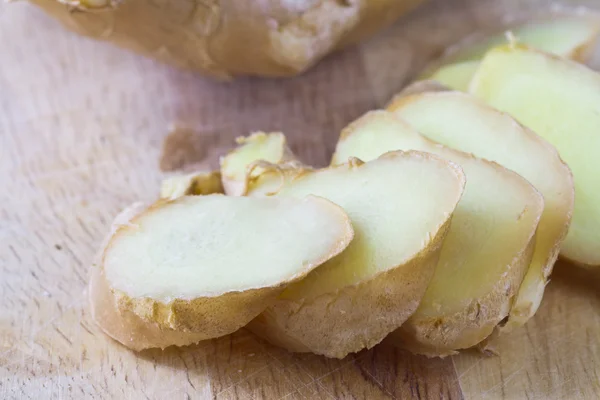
left=388, top=90, right=574, bottom=328
left=104, top=195, right=353, bottom=301
left=426, top=61, right=479, bottom=91
left=471, top=45, right=598, bottom=266
left=256, top=153, right=463, bottom=299
left=447, top=15, right=600, bottom=64
left=332, top=111, right=543, bottom=355
left=421, top=15, right=600, bottom=91
left=94, top=196, right=353, bottom=350
left=160, top=170, right=223, bottom=199
left=247, top=150, right=465, bottom=358
left=220, top=132, right=293, bottom=196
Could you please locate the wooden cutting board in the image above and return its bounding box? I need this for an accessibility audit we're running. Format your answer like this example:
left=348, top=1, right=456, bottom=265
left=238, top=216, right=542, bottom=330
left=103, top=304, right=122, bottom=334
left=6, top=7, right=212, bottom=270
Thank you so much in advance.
left=2, top=1, right=600, bottom=398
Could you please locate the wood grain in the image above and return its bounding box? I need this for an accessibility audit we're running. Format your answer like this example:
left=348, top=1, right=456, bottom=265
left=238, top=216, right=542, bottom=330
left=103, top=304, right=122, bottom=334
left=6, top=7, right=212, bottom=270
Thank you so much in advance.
left=1, top=1, right=600, bottom=399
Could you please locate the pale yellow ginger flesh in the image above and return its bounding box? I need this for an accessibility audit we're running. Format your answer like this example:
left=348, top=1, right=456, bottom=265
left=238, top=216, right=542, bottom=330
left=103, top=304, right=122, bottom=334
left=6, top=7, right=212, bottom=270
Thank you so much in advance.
left=427, top=61, right=480, bottom=92
left=160, top=170, right=223, bottom=199
left=246, top=151, right=465, bottom=358
left=421, top=15, right=600, bottom=91
left=332, top=111, right=543, bottom=355
left=220, top=132, right=292, bottom=196
left=446, top=16, right=600, bottom=64
left=255, top=153, right=464, bottom=298
left=471, top=45, right=599, bottom=266
left=58, top=0, right=112, bottom=9
left=388, top=90, right=574, bottom=329
left=105, top=195, right=352, bottom=300
left=97, top=195, right=353, bottom=350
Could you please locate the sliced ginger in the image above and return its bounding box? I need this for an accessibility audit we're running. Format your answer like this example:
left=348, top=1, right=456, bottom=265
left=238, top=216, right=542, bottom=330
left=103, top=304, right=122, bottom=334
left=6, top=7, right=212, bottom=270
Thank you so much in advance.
left=92, top=30, right=600, bottom=357
left=426, top=61, right=480, bottom=91
left=420, top=14, right=600, bottom=91
left=160, top=170, right=224, bottom=199
left=245, top=151, right=465, bottom=358
left=332, top=111, right=544, bottom=356
left=92, top=195, right=353, bottom=350
left=220, top=132, right=295, bottom=196
left=471, top=45, right=599, bottom=266
left=388, top=90, right=574, bottom=329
